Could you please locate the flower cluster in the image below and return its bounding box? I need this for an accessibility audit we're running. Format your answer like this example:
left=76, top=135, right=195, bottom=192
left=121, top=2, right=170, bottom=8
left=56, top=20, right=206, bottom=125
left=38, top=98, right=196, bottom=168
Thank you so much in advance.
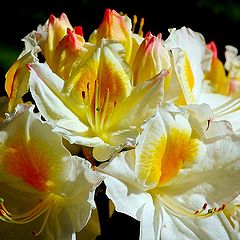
left=1, top=8, right=240, bottom=240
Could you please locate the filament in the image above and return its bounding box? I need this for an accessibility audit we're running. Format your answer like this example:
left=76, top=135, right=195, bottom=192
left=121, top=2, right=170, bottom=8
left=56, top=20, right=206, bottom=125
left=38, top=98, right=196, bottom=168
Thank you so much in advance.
left=132, top=15, right=145, bottom=36
left=213, top=92, right=240, bottom=118
left=0, top=194, right=57, bottom=236
left=157, top=194, right=226, bottom=219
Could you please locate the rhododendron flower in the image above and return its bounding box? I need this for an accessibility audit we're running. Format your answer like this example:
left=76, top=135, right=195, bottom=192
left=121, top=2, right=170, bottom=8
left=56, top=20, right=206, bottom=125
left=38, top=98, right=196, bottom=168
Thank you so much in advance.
left=225, top=45, right=240, bottom=94
left=199, top=42, right=240, bottom=132
left=3, top=13, right=74, bottom=114
left=204, top=42, right=240, bottom=96
left=163, top=27, right=208, bottom=105
left=132, top=32, right=171, bottom=86
left=28, top=38, right=167, bottom=161
left=204, top=41, right=229, bottom=95
left=90, top=14, right=208, bottom=107
left=98, top=106, right=240, bottom=240
left=3, top=10, right=168, bottom=161
left=39, top=13, right=74, bottom=67
left=1, top=7, right=240, bottom=240
left=89, top=16, right=209, bottom=107
left=0, top=104, right=103, bottom=240
left=4, top=10, right=209, bottom=150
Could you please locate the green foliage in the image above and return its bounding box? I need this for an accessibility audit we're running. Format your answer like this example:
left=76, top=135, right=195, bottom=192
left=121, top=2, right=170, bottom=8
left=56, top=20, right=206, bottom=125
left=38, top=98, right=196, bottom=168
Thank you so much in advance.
left=0, top=43, right=19, bottom=71
left=198, top=0, right=240, bottom=21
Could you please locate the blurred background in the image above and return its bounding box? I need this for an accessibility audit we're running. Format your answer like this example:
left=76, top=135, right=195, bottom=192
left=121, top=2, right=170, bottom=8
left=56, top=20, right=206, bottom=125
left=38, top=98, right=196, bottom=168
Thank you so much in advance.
left=1, top=0, right=240, bottom=96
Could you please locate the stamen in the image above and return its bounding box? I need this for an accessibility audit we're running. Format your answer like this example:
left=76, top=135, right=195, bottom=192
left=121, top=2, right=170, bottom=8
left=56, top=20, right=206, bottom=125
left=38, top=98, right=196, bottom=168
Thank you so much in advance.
left=81, top=91, right=85, bottom=99
left=31, top=201, right=54, bottom=236
left=81, top=77, right=119, bottom=136
left=132, top=15, right=144, bottom=36
left=157, top=194, right=226, bottom=219
left=213, top=92, right=240, bottom=117
left=81, top=79, right=115, bottom=136
left=194, top=203, right=226, bottom=218
left=100, top=88, right=110, bottom=130
left=139, top=18, right=145, bottom=36
left=94, top=80, right=101, bottom=133
left=206, top=119, right=211, bottom=131
left=132, top=15, right=137, bottom=33
left=0, top=198, right=11, bottom=215
left=81, top=83, right=94, bottom=129
left=0, top=194, right=56, bottom=228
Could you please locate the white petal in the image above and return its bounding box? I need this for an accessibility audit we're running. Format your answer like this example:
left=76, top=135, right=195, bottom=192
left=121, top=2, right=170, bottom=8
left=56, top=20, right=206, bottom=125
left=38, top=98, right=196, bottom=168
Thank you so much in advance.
left=199, top=93, right=240, bottom=132
left=164, top=27, right=206, bottom=100
left=108, top=70, right=167, bottom=131
left=138, top=200, right=155, bottom=240
left=165, top=134, right=240, bottom=209
left=97, top=150, right=150, bottom=219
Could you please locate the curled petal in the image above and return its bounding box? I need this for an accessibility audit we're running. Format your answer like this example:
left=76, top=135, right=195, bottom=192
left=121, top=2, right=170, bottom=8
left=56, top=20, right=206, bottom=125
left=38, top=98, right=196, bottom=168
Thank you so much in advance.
left=5, top=47, right=40, bottom=112
left=164, top=27, right=206, bottom=104
left=41, top=13, right=73, bottom=66
left=205, top=41, right=229, bottom=95
left=51, top=26, right=85, bottom=79
left=89, top=8, right=132, bottom=61
left=133, top=32, right=171, bottom=85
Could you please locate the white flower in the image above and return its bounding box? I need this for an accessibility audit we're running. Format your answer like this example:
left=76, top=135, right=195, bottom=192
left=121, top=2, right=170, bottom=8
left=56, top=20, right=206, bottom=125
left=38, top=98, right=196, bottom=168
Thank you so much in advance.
left=28, top=39, right=166, bottom=161
left=0, top=104, right=103, bottom=240
left=97, top=106, right=240, bottom=240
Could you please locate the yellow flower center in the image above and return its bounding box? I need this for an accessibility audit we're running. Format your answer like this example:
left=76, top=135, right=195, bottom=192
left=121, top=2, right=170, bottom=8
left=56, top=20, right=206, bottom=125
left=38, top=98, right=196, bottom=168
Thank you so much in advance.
left=81, top=80, right=117, bottom=139
left=137, top=112, right=227, bottom=219
left=1, top=139, right=60, bottom=236
left=159, top=128, right=199, bottom=185
left=137, top=125, right=200, bottom=187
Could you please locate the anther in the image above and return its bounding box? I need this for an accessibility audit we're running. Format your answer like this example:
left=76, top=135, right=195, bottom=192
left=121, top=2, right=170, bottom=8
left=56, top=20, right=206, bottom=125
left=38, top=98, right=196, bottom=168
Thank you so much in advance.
left=82, top=91, right=86, bottom=99
left=0, top=209, right=6, bottom=216
left=221, top=204, right=226, bottom=210
left=202, top=203, right=207, bottom=210
left=132, top=15, right=137, bottom=33
left=139, top=18, right=145, bottom=36
left=206, top=119, right=211, bottom=131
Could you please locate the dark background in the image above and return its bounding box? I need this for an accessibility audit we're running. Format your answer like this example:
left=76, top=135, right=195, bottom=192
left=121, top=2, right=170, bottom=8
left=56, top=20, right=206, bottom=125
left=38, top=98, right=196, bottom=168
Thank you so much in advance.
left=1, top=0, right=240, bottom=95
